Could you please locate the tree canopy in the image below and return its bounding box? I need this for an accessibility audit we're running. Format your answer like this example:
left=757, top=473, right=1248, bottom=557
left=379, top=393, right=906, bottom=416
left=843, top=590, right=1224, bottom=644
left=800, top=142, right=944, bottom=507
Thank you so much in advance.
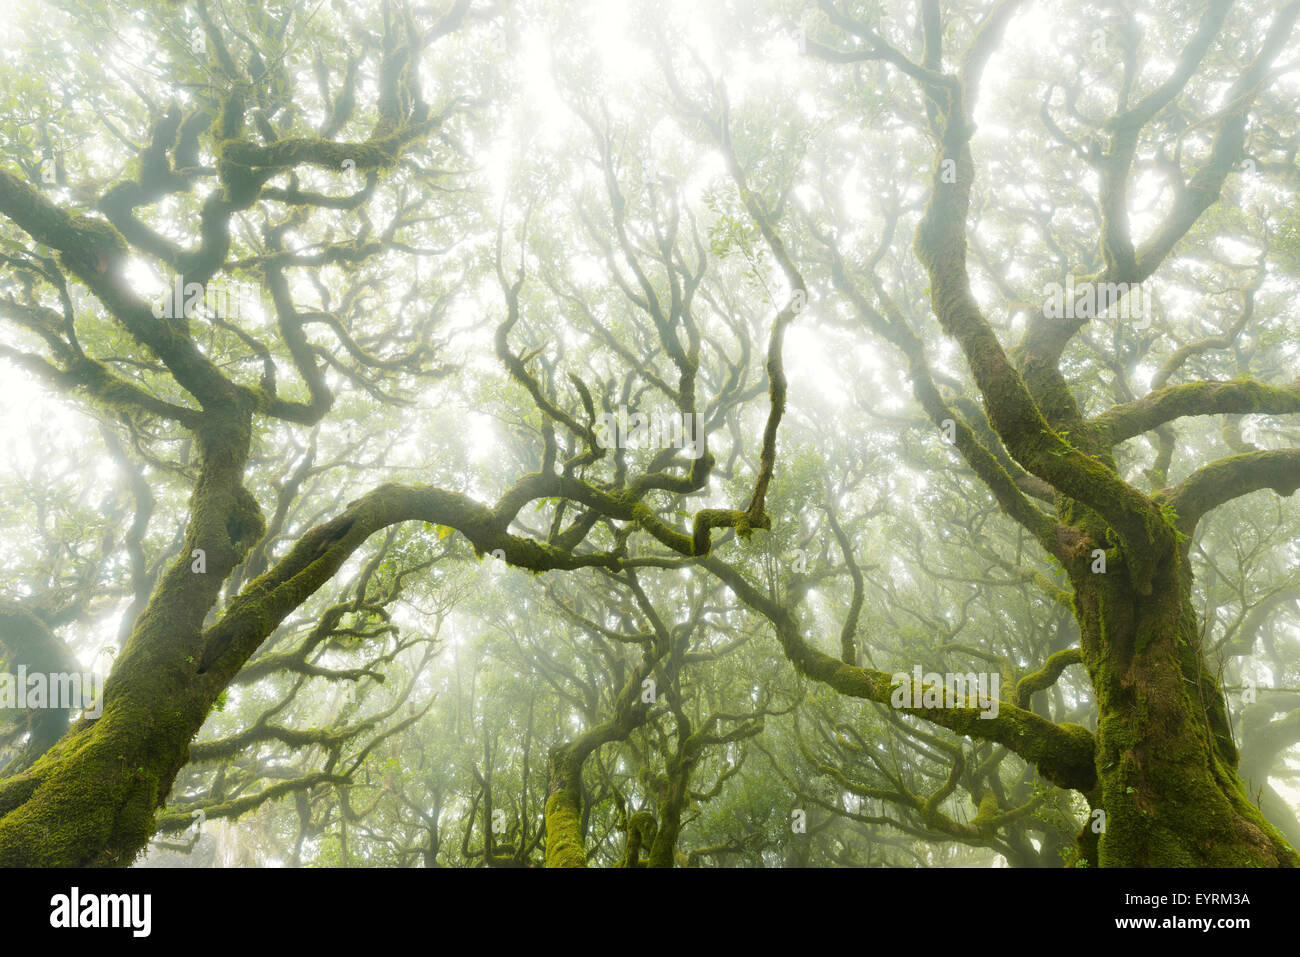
left=0, top=0, right=1298, bottom=869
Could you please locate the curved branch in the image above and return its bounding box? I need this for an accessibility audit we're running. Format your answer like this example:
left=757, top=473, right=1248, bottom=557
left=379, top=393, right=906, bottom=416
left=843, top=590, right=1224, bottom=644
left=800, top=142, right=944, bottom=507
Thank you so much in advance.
left=1167, top=449, right=1300, bottom=534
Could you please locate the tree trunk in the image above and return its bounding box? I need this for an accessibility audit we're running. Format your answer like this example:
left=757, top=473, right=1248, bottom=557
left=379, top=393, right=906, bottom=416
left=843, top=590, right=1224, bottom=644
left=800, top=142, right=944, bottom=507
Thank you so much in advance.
left=1078, top=547, right=1298, bottom=866
left=0, top=416, right=259, bottom=866
left=543, top=745, right=588, bottom=868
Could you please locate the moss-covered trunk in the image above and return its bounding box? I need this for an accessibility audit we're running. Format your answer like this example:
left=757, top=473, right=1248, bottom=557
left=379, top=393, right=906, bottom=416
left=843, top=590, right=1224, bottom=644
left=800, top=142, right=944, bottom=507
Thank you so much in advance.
left=1077, top=548, right=1298, bottom=866
left=543, top=745, right=588, bottom=868
left=0, top=414, right=260, bottom=866
left=0, top=668, right=215, bottom=866
left=0, top=560, right=242, bottom=866
left=645, top=766, right=688, bottom=869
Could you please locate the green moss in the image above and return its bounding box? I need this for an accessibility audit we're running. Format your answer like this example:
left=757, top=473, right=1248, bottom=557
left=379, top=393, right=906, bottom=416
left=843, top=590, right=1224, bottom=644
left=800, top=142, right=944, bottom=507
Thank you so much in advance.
left=543, top=790, right=586, bottom=869
left=1080, top=570, right=1299, bottom=866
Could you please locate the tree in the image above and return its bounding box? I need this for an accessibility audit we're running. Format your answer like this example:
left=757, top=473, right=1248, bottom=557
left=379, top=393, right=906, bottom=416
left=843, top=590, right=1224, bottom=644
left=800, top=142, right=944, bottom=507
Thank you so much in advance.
left=712, top=0, right=1300, bottom=865
left=1, top=0, right=1298, bottom=869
